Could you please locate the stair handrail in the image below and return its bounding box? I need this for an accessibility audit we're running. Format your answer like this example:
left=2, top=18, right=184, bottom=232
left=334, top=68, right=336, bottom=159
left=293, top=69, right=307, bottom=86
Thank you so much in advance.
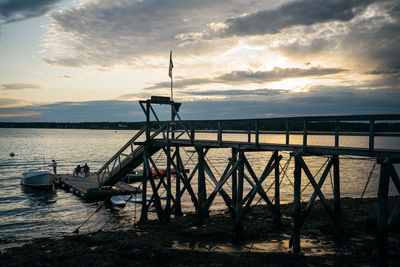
left=97, top=123, right=168, bottom=185
left=96, top=126, right=146, bottom=175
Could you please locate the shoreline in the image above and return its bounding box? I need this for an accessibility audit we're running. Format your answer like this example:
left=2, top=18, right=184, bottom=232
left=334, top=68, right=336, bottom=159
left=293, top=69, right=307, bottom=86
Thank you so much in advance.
left=1, top=197, right=399, bottom=266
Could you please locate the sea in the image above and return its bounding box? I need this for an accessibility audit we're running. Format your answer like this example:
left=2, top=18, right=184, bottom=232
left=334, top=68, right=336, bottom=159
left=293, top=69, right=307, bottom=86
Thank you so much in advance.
left=0, top=128, right=399, bottom=251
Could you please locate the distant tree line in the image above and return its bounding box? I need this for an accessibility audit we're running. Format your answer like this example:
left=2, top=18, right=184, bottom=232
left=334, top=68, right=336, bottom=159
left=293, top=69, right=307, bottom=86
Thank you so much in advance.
left=1, top=120, right=400, bottom=132
left=0, top=122, right=146, bottom=130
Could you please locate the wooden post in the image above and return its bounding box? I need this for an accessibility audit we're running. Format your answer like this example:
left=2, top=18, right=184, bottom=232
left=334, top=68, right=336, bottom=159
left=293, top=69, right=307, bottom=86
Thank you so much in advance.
left=235, top=150, right=244, bottom=235
left=140, top=146, right=149, bottom=222
left=369, top=119, right=375, bottom=156
left=247, top=122, right=251, bottom=143
left=274, top=151, right=282, bottom=227
left=286, top=120, right=289, bottom=145
left=174, top=147, right=183, bottom=216
left=145, top=101, right=150, bottom=142
left=376, top=158, right=390, bottom=266
left=190, top=122, right=195, bottom=145
left=165, top=145, right=172, bottom=222
left=218, top=121, right=222, bottom=145
left=292, top=153, right=302, bottom=253
left=171, top=102, right=176, bottom=140
left=303, top=119, right=308, bottom=149
left=231, top=148, right=237, bottom=219
left=197, top=147, right=208, bottom=225
left=255, top=120, right=259, bottom=145
left=335, top=121, right=340, bottom=147
left=333, top=155, right=340, bottom=220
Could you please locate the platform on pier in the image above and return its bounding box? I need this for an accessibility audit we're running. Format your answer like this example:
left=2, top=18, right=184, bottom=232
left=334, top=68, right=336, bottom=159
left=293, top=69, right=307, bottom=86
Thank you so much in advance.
left=57, top=174, right=140, bottom=202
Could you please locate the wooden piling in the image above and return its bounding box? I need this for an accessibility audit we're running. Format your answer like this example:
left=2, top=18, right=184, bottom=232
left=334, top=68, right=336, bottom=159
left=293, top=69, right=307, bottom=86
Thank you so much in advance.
left=196, top=146, right=208, bottom=225
left=333, top=155, right=341, bottom=221
left=174, top=147, right=183, bottom=216
left=274, top=151, right=282, bottom=227
left=376, top=158, right=390, bottom=266
left=140, top=146, right=149, bottom=222
left=235, top=150, right=245, bottom=235
left=165, top=145, right=172, bottom=222
left=292, top=153, right=301, bottom=253
left=232, top=148, right=238, bottom=219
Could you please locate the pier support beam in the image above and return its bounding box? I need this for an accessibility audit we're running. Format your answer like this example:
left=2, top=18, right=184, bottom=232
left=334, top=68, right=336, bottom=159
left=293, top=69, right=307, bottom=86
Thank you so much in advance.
left=196, top=146, right=209, bottom=225
left=333, top=155, right=340, bottom=219
left=232, top=148, right=238, bottom=220
left=333, top=155, right=341, bottom=239
left=234, top=150, right=245, bottom=235
left=174, top=147, right=183, bottom=216
left=165, top=145, right=172, bottom=222
left=376, top=158, right=390, bottom=267
left=292, top=153, right=302, bottom=253
left=274, top=151, right=282, bottom=227
left=140, top=146, right=149, bottom=222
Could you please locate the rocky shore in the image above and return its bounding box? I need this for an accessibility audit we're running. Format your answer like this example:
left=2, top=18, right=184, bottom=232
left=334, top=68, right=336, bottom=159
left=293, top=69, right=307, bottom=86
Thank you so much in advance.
left=1, top=197, right=399, bottom=266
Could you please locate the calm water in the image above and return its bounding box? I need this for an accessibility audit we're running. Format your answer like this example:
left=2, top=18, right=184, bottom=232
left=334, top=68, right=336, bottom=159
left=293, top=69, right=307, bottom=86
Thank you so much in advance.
left=0, top=128, right=399, bottom=251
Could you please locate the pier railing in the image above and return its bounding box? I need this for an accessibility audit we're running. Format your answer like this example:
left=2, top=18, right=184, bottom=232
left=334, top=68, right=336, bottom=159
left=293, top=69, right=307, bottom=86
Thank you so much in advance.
left=151, top=114, right=400, bottom=157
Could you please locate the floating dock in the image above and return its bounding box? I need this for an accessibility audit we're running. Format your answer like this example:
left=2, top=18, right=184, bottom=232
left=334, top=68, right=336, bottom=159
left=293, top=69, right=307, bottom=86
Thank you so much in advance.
left=56, top=174, right=140, bottom=202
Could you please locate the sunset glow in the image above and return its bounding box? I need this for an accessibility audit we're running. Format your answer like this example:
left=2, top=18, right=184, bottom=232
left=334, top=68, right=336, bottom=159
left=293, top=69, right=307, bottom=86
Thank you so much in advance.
left=0, top=0, right=399, bottom=121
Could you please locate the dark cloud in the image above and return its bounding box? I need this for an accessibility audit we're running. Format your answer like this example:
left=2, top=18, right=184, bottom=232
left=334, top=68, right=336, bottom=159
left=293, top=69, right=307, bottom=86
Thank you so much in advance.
left=43, top=0, right=271, bottom=67
left=365, top=69, right=400, bottom=75
left=274, top=1, right=400, bottom=73
left=181, top=86, right=400, bottom=119
left=1, top=86, right=398, bottom=121
left=56, top=75, right=74, bottom=79
left=185, top=88, right=287, bottom=96
left=1, top=83, right=42, bottom=90
left=147, top=67, right=347, bottom=90
left=0, top=0, right=62, bottom=24
left=0, top=98, right=21, bottom=107
left=217, top=0, right=375, bottom=37
left=0, top=100, right=144, bottom=122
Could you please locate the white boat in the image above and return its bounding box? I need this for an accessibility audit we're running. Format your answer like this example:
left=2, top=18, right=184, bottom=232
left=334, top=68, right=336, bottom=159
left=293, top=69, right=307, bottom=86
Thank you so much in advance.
left=110, top=194, right=166, bottom=207
left=21, top=170, right=54, bottom=189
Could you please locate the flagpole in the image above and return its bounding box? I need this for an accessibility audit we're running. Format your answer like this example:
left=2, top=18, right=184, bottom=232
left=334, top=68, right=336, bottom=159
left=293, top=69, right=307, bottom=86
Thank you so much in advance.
left=169, top=50, right=174, bottom=101
left=171, top=75, right=173, bottom=101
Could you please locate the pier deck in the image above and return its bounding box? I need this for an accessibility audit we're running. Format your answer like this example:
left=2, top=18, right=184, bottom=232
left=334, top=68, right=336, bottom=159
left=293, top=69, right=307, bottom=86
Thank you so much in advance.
left=58, top=174, right=140, bottom=202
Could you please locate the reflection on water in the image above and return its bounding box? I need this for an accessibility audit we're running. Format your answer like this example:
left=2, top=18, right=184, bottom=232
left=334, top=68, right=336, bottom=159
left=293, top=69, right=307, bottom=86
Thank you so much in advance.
left=20, top=186, right=57, bottom=206
left=172, top=233, right=336, bottom=256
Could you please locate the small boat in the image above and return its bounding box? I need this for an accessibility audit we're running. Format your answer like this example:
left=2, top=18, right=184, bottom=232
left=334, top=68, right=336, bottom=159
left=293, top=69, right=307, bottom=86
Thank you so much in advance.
left=21, top=170, right=54, bottom=189
left=110, top=194, right=166, bottom=207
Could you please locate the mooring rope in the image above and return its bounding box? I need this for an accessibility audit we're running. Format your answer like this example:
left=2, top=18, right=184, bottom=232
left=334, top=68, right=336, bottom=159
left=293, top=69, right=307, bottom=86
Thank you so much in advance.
left=183, top=148, right=196, bottom=167
left=355, top=163, right=376, bottom=212
left=300, top=156, right=330, bottom=194
left=329, top=166, right=334, bottom=195
left=253, top=155, right=292, bottom=206
left=73, top=203, right=104, bottom=234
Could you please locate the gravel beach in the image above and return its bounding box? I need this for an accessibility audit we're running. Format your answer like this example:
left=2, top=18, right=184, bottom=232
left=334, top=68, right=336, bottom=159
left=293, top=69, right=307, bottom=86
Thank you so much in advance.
left=1, top=197, right=399, bottom=266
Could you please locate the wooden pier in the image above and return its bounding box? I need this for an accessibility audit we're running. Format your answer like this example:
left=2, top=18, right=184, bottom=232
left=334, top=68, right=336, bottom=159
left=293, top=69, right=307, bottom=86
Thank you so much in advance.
left=92, top=97, right=400, bottom=265
left=56, top=174, right=140, bottom=202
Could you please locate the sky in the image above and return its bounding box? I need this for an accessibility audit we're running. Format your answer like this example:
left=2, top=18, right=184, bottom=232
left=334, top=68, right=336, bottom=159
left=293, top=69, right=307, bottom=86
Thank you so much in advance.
left=0, top=0, right=399, bottom=122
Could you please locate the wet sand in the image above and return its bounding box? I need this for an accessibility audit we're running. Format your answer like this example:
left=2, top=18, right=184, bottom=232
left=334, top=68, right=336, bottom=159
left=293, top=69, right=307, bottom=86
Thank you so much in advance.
left=1, top=197, right=399, bottom=266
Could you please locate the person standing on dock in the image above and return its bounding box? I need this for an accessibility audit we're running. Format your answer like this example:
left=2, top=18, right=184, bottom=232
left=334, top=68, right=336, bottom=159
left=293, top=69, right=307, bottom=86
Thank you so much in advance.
left=83, top=163, right=90, bottom=177
left=52, top=159, right=57, bottom=175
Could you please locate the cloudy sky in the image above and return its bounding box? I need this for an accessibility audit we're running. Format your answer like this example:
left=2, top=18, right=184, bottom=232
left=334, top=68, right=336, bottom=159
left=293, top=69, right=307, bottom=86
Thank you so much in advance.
left=0, top=0, right=399, bottom=122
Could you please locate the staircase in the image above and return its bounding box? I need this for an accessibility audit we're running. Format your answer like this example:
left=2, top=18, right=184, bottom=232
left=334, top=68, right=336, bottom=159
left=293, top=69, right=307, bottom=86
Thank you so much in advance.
left=96, top=125, right=166, bottom=187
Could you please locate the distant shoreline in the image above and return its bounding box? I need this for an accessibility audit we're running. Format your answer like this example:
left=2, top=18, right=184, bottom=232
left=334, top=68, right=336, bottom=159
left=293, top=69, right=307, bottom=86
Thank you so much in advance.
left=1, top=121, right=400, bottom=132
left=0, top=122, right=146, bottom=130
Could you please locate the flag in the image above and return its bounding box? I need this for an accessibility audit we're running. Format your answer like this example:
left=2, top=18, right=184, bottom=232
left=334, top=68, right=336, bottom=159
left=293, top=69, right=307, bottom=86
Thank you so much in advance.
left=169, top=50, right=173, bottom=78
